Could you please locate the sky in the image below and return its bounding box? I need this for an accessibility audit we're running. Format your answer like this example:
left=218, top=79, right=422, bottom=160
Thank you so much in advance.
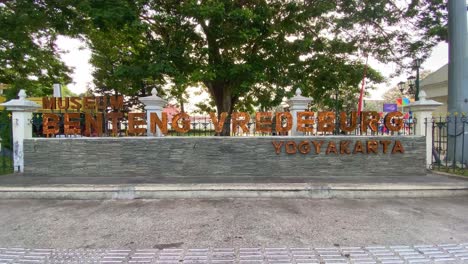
left=57, top=36, right=93, bottom=94
left=57, top=36, right=449, bottom=104
left=367, top=42, right=449, bottom=100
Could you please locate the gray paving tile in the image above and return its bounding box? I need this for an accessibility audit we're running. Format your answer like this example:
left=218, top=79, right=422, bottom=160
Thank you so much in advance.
left=0, top=244, right=467, bottom=263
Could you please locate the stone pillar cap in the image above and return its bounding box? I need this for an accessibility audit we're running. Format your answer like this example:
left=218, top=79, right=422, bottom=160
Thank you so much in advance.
left=287, top=88, right=312, bottom=109
left=0, top=89, right=41, bottom=111
left=139, top=88, right=167, bottom=108
left=408, top=90, right=443, bottom=112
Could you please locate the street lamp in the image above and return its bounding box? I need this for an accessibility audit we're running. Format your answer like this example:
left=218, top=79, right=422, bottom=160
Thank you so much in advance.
left=333, top=89, right=339, bottom=135
left=398, top=77, right=416, bottom=97
left=413, top=58, right=422, bottom=101
left=398, top=78, right=417, bottom=113
left=407, top=75, right=416, bottom=96
left=398, top=81, right=406, bottom=94
left=398, top=81, right=407, bottom=113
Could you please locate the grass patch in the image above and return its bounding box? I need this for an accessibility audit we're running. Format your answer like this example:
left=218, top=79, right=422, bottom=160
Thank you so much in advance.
left=433, top=166, right=468, bottom=177
left=0, top=156, right=13, bottom=175
left=167, top=130, right=217, bottom=136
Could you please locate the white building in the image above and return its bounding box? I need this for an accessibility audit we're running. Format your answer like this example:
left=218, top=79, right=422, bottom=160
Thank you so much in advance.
left=420, top=64, right=448, bottom=113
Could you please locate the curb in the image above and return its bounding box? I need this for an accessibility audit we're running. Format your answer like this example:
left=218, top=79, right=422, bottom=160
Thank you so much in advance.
left=0, top=183, right=468, bottom=199
left=431, top=170, right=468, bottom=180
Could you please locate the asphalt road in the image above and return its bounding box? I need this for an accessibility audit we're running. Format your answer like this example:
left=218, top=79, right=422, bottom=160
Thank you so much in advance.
left=0, top=197, right=467, bottom=249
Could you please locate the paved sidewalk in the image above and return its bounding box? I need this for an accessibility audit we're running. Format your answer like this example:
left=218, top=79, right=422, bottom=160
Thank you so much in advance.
left=1, top=176, right=467, bottom=264
left=1, top=197, right=468, bottom=249
left=1, top=244, right=468, bottom=263
left=0, top=173, right=466, bottom=185
left=0, top=174, right=467, bottom=199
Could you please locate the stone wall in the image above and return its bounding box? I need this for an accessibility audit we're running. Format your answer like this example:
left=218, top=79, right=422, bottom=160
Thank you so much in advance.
left=23, top=136, right=426, bottom=177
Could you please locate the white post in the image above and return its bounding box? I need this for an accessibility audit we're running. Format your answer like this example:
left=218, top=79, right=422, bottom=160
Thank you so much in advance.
left=408, top=91, right=443, bottom=169
left=287, top=88, right=313, bottom=136
left=139, top=88, right=167, bottom=137
left=53, top=83, right=62, bottom=97
left=0, top=89, right=41, bottom=172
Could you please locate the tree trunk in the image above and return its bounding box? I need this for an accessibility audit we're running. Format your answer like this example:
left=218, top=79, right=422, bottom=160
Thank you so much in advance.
left=205, top=81, right=236, bottom=136
left=217, top=95, right=234, bottom=136
left=178, top=95, right=185, bottom=113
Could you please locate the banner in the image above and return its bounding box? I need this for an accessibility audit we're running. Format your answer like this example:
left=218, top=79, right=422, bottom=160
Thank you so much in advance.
left=396, top=98, right=411, bottom=106
left=383, top=103, right=397, bottom=112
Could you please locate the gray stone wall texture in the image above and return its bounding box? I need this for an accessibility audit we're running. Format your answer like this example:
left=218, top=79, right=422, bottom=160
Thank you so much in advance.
left=23, top=136, right=426, bottom=177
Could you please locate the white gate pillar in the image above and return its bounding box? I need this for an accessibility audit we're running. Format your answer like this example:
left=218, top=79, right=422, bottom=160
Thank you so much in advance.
left=408, top=91, right=443, bottom=169
left=139, top=88, right=167, bottom=137
left=1, top=89, right=41, bottom=172
left=287, top=88, right=313, bottom=136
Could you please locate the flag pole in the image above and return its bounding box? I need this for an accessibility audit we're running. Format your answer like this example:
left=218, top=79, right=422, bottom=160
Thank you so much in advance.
left=357, top=54, right=369, bottom=116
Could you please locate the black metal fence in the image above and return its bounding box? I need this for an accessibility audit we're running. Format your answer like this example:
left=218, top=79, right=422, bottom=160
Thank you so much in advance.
left=430, top=115, right=468, bottom=175
left=31, top=112, right=416, bottom=137
left=0, top=111, right=13, bottom=175
left=426, top=115, right=468, bottom=175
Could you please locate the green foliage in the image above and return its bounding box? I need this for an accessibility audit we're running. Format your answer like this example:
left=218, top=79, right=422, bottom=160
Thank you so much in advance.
left=194, top=97, right=217, bottom=115
left=0, top=155, right=13, bottom=175
left=409, top=0, right=447, bottom=46
left=5, top=0, right=446, bottom=135
left=74, top=1, right=441, bottom=111
left=0, top=111, right=12, bottom=173
left=61, top=85, right=78, bottom=97
left=0, top=0, right=74, bottom=99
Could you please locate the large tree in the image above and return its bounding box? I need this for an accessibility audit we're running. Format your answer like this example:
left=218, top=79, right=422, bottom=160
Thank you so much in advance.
left=3, top=0, right=447, bottom=135
left=74, top=0, right=445, bottom=133
left=0, top=0, right=76, bottom=99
